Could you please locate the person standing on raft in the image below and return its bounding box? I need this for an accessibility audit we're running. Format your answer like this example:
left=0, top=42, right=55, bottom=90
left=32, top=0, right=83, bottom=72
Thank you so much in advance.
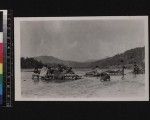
left=120, top=60, right=126, bottom=80
left=121, top=65, right=126, bottom=80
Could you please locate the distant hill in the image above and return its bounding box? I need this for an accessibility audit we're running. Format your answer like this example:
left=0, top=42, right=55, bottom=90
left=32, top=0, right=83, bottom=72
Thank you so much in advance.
left=34, top=55, right=90, bottom=68
left=33, top=47, right=145, bottom=69
left=88, top=47, right=145, bottom=69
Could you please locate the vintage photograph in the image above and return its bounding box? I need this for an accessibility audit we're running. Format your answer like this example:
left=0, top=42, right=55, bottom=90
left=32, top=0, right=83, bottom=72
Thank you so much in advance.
left=14, top=17, right=149, bottom=101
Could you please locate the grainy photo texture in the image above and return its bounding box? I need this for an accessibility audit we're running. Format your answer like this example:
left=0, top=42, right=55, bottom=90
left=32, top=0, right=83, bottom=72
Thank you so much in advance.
left=15, top=17, right=149, bottom=101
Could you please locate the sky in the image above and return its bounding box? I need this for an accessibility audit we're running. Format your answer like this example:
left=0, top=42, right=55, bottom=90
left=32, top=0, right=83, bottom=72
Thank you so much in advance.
left=20, top=18, right=145, bottom=62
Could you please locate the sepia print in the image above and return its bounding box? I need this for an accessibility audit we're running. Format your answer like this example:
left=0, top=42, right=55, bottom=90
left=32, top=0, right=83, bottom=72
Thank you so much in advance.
left=14, top=17, right=149, bottom=101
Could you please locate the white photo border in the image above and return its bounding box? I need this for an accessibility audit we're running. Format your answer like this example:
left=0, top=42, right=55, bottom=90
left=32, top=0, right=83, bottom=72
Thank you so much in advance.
left=14, top=16, right=149, bottom=101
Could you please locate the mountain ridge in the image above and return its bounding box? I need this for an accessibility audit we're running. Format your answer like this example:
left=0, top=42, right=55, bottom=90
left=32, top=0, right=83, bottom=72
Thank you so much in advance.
left=33, top=46, right=145, bottom=68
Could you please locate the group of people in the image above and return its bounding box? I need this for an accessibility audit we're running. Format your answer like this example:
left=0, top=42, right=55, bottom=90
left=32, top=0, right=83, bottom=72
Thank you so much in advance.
left=93, top=62, right=141, bottom=81
left=32, top=62, right=141, bottom=80
left=32, top=64, right=74, bottom=79
left=121, top=62, right=141, bottom=79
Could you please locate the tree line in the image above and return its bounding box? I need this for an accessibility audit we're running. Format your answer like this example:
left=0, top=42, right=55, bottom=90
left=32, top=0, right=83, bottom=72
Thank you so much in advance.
left=21, top=57, right=44, bottom=69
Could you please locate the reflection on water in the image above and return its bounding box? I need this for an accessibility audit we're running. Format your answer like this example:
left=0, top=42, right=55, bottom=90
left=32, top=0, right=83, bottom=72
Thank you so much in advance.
left=33, top=78, right=40, bottom=84
left=21, top=68, right=145, bottom=99
left=27, top=69, right=144, bottom=86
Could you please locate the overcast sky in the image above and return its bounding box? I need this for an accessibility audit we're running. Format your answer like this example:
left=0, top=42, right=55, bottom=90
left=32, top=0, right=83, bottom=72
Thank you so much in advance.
left=20, top=19, right=145, bottom=62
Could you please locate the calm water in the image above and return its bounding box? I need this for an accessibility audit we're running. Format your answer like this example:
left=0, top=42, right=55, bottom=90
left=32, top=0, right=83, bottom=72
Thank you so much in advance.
left=20, top=68, right=145, bottom=99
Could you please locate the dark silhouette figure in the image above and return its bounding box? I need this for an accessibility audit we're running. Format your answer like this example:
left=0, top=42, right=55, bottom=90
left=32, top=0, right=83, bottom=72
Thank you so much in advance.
left=32, top=67, right=40, bottom=79
left=121, top=65, right=126, bottom=80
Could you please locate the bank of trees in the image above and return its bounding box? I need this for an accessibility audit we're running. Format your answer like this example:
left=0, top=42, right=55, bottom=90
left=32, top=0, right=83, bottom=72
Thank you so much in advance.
left=21, top=57, right=44, bottom=69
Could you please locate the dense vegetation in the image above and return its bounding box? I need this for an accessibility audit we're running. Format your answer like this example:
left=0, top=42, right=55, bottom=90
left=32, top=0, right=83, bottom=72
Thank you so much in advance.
left=21, top=57, right=44, bottom=69
left=89, top=47, right=145, bottom=69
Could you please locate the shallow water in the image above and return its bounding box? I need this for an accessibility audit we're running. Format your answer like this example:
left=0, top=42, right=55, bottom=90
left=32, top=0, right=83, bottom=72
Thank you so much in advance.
left=21, top=69, right=146, bottom=99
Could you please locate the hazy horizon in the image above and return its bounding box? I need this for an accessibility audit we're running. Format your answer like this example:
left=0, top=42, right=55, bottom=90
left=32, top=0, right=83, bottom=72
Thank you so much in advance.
left=21, top=46, right=145, bottom=62
left=21, top=18, right=145, bottom=62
